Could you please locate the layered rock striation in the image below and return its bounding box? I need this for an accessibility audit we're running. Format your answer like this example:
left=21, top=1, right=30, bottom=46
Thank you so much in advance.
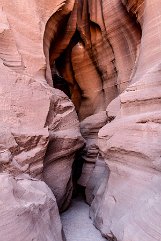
left=46, top=1, right=161, bottom=241
left=0, top=173, right=64, bottom=241
left=0, top=0, right=161, bottom=241
left=46, top=0, right=141, bottom=208
left=0, top=0, right=84, bottom=240
left=90, top=1, right=161, bottom=241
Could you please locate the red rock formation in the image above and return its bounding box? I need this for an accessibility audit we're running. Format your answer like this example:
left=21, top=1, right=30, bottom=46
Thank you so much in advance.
left=0, top=0, right=161, bottom=240
left=43, top=89, right=84, bottom=211
left=90, top=1, right=161, bottom=241
left=0, top=173, right=63, bottom=241
left=0, top=0, right=83, bottom=240
left=46, top=1, right=161, bottom=241
left=46, top=1, right=141, bottom=212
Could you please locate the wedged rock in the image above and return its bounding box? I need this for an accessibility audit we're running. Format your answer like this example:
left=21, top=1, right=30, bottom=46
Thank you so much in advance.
left=43, top=88, right=84, bottom=211
left=78, top=112, right=107, bottom=187
left=0, top=173, right=64, bottom=241
left=85, top=154, right=109, bottom=205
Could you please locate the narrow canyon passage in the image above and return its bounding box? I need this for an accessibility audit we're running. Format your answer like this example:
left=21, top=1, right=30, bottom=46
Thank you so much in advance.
left=43, top=2, right=111, bottom=239
left=60, top=150, right=108, bottom=240
left=42, top=1, right=143, bottom=241
left=1, top=0, right=161, bottom=241
left=61, top=196, right=107, bottom=241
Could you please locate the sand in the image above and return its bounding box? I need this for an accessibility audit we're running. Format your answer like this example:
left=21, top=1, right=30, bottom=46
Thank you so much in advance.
left=61, top=197, right=107, bottom=241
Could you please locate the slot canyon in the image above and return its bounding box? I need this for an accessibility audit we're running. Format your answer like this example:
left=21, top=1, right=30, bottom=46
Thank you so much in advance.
left=0, top=0, right=161, bottom=241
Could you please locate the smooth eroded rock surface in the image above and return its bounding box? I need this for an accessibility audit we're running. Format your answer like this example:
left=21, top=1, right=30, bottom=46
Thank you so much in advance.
left=0, top=0, right=84, bottom=239
left=1, top=0, right=161, bottom=241
left=0, top=173, right=64, bottom=241
left=90, top=1, right=161, bottom=241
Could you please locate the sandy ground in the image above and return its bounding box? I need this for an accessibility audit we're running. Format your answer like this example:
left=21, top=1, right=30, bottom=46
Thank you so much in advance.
left=61, top=197, right=107, bottom=241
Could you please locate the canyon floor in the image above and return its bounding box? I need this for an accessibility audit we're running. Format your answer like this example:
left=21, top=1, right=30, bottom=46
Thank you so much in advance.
left=61, top=196, right=107, bottom=241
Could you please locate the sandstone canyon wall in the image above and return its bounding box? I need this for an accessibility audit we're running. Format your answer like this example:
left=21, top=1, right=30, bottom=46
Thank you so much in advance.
left=0, top=0, right=84, bottom=240
left=0, top=0, right=161, bottom=241
left=90, top=1, right=161, bottom=241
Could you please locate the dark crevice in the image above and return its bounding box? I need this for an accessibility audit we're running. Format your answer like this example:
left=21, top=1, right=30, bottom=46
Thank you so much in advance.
left=72, top=146, right=86, bottom=199
left=47, top=2, right=116, bottom=202
left=52, top=71, right=71, bottom=98
left=48, top=12, right=88, bottom=199
left=50, top=29, right=84, bottom=102
left=49, top=13, right=71, bottom=59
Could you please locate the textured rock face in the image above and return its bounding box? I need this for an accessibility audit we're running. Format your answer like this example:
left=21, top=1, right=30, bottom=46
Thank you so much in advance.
left=43, top=89, right=84, bottom=211
left=89, top=1, right=161, bottom=241
left=47, top=0, right=141, bottom=120
left=45, top=0, right=161, bottom=240
left=0, top=59, right=49, bottom=178
left=78, top=111, right=109, bottom=203
left=0, top=173, right=63, bottom=241
left=0, top=0, right=84, bottom=240
left=46, top=0, right=141, bottom=208
left=1, top=0, right=161, bottom=241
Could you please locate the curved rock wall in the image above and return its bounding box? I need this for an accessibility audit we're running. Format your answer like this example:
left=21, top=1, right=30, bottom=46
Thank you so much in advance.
left=48, top=0, right=141, bottom=120
left=46, top=0, right=141, bottom=205
left=1, top=0, right=161, bottom=241
left=90, top=1, right=161, bottom=241
left=0, top=0, right=84, bottom=240
left=0, top=173, right=64, bottom=241
left=43, top=89, right=84, bottom=211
